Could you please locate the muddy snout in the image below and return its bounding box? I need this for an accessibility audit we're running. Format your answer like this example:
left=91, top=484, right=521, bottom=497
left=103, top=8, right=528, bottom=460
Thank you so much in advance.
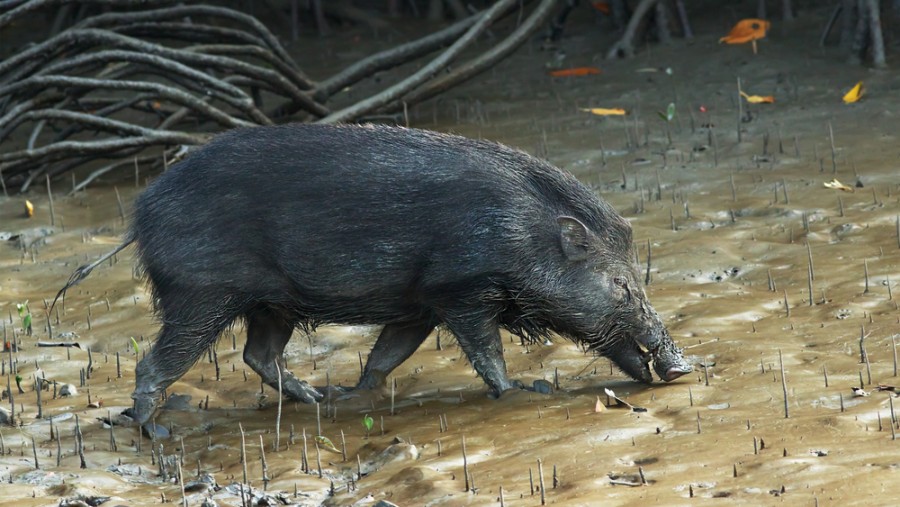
left=637, top=329, right=692, bottom=382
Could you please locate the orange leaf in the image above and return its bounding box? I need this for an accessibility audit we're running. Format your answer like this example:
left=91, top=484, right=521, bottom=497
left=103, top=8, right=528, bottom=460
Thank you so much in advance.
left=549, top=67, right=601, bottom=77
left=592, top=1, right=611, bottom=14
left=580, top=107, right=627, bottom=116
left=842, top=81, right=864, bottom=104
left=740, top=91, right=775, bottom=104
left=719, top=18, right=770, bottom=44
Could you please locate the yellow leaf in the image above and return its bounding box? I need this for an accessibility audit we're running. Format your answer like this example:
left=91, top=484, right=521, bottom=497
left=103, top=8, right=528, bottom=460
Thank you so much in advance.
left=740, top=91, right=775, bottom=104
left=548, top=67, right=601, bottom=77
left=580, top=107, right=627, bottom=116
left=719, top=19, right=770, bottom=44
left=842, top=81, right=864, bottom=104
left=823, top=179, right=854, bottom=192
left=24, top=200, right=34, bottom=218
left=594, top=396, right=605, bottom=413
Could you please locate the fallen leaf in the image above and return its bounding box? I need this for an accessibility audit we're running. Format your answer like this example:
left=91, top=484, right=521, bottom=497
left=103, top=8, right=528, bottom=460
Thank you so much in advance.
left=842, top=81, right=864, bottom=104
left=580, top=107, right=627, bottom=116
left=604, top=388, right=648, bottom=412
left=24, top=200, right=34, bottom=218
left=851, top=386, right=869, bottom=397
left=549, top=67, right=601, bottom=77
left=824, top=179, right=854, bottom=192
left=315, top=435, right=341, bottom=453
left=719, top=18, right=771, bottom=44
left=592, top=1, right=610, bottom=14
left=594, top=396, right=605, bottom=413
left=740, top=91, right=775, bottom=104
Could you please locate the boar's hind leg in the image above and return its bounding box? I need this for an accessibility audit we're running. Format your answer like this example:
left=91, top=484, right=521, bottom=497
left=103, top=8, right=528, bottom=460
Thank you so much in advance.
left=443, top=313, right=523, bottom=398
left=243, top=307, right=324, bottom=404
left=132, top=309, right=234, bottom=425
left=356, top=318, right=438, bottom=390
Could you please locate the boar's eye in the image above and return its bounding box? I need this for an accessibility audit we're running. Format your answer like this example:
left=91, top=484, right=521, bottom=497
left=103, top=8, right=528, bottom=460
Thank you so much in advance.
left=613, top=276, right=627, bottom=288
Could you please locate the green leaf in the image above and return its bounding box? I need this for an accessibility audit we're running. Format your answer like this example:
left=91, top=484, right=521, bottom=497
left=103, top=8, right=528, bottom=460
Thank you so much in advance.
left=315, top=435, right=340, bottom=453
left=15, top=375, right=22, bottom=384
left=363, top=414, right=374, bottom=432
left=130, top=337, right=140, bottom=356
left=16, top=302, right=26, bottom=318
left=23, top=314, right=32, bottom=330
left=666, top=102, right=676, bottom=121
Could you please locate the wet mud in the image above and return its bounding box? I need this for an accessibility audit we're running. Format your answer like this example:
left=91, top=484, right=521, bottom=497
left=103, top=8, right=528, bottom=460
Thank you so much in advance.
left=2, top=5, right=900, bottom=506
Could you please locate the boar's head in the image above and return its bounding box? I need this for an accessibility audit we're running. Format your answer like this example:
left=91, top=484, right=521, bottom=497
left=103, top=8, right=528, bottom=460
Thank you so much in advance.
left=519, top=215, right=691, bottom=383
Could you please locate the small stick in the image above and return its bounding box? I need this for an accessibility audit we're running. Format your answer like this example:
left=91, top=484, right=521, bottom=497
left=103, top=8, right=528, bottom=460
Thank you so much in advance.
left=46, top=175, right=55, bottom=227
left=32, top=435, right=39, bottom=469
left=340, top=429, right=347, bottom=462
left=838, top=196, right=844, bottom=217
left=239, top=422, right=248, bottom=486
left=783, top=290, right=790, bottom=317
left=891, top=397, right=897, bottom=441
left=538, top=459, right=546, bottom=505
left=823, top=365, right=829, bottom=387
left=275, top=361, right=282, bottom=452
left=807, top=257, right=814, bottom=307
left=864, top=260, right=870, bottom=293
left=891, top=334, right=898, bottom=377
left=462, top=435, right=470, bottom=492
left=828, top=122, right=837, bottom=174
left=730, top=173, right=736, bottom=202
left=779, top=350, right=789, bottom=418
left=767, top=269, right=775, bottom=292
left=781, top=178, right=789, bottom=203
left=315, top=441, right=323, bottom=478
left=316, top=402, right=322, bottom=436
left=500, top=485, right=505, bottom=506
left=260, top=435, right=270, bottom=490
left=696, top=411, right=701, bottom=433
left=113, top=186, right=126, bottom=224
left=529, top=467, right=535, bottom=495
left=390, top=376, right=395, bottom=416
left=887, top=275, right=893, bottom=301
left=736, top=77, right=743, bottom=142
left=177, top=460, right=187, bottom=507
left=645, top=239, right=652, bottom=286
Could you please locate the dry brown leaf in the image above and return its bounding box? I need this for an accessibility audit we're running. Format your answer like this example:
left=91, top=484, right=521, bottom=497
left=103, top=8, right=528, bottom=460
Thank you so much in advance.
left=824, top=179, right=854, bottom=192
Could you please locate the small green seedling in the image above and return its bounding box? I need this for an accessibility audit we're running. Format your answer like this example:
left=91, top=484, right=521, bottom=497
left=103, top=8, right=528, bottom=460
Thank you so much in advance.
left=130, top=337, right=140, bottom=356
left=657, top=102, right=677, bottom=122
left=16, top=301, right=31, bottom=336
left=657, top=102, right=676, bottom=146
left=363, top=414, right=374, bottom=437
left=15, top=375, right=24, bottom=394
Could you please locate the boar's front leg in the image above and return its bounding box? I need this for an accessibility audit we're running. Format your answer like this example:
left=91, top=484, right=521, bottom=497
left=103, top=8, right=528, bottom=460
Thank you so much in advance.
left=243, top=307, right=324, bottom=404
left=443, top=310, right=523, bottom=397
left=356, top=317, right=438, bottom=390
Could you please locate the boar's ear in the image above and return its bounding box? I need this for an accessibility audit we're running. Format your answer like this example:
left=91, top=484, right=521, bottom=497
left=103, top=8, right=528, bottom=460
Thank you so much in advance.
left=557, top=216, right=593, bottom=261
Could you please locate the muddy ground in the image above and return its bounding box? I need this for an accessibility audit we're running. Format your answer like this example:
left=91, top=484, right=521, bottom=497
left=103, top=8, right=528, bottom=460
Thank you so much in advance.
left=2, top=3, right=900, bottom=506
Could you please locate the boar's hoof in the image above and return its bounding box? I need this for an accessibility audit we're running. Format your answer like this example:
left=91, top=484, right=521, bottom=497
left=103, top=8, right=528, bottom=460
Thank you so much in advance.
left=282, top=379, right=325, bottom=404
left=129, top=393, right=160, bottom=426
left=487, top=380, right=527, bottom=400
left=531, top=379, right=554, bottom=394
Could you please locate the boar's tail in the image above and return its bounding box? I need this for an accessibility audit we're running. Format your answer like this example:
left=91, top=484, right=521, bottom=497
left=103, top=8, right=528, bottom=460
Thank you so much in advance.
left=50, top=232, right=136, bottom=315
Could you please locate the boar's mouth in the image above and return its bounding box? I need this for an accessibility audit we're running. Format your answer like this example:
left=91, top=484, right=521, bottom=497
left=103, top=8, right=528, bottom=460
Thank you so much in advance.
left=583, top=326, right=654, bottom=384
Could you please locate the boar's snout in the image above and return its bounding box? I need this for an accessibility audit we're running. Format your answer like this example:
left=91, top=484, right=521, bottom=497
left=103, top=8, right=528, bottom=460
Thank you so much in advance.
left=650, top=330, right=693, bottom=382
